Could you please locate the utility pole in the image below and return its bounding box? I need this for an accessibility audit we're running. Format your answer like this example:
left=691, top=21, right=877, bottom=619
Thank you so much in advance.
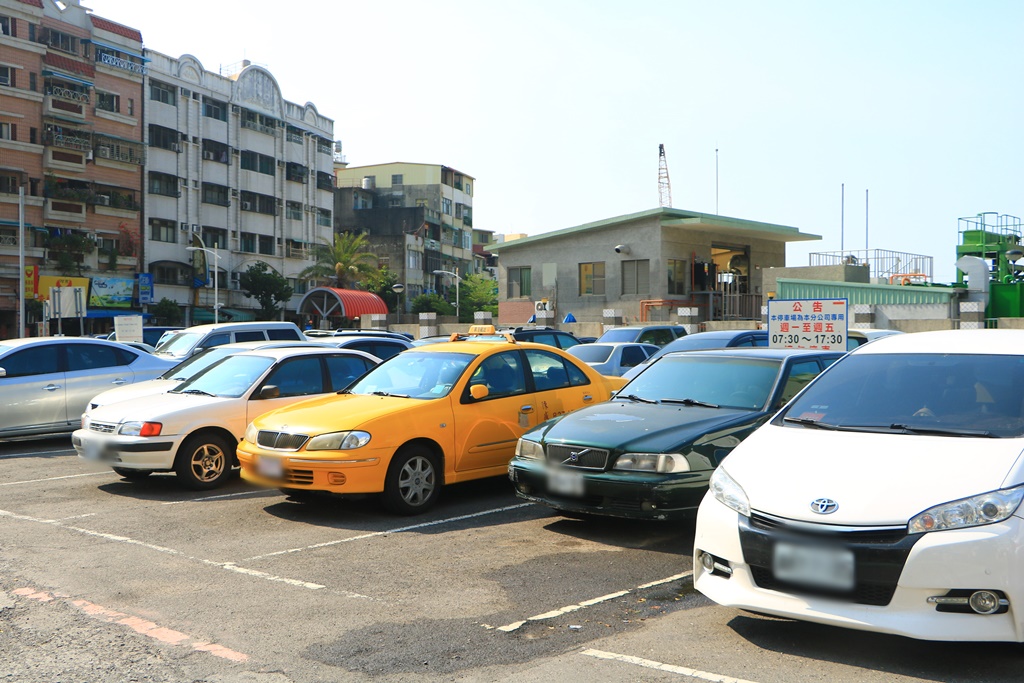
left=658, top=144, right=672, bottom=208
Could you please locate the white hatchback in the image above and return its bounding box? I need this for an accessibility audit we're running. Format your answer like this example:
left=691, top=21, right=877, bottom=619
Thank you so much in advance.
left=72, top=347, right=378, bottom=489
left=694, top=329, right=1024, bottom=642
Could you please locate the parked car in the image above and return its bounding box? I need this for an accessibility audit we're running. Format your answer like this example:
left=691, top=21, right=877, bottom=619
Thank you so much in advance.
left=322, top=335, right=414, bottom=361
left=567, top=342, right=660, bottom=376
left=73, top=347, right=380, bottom=489
left=693, top=329, right=1024, bottom=642
left=237, top=333, right=626, bottom=514
left=107, top=326, right=183, bottom=349
left=116, top=341, right=157, bottom=354
left=596, top=325, right=687, bottom=347
left=498, top=326, right=582, bottom=349
left=333, top=329, right=414, bottom=341
left=154, top=321, right=304, bottom=361
left=0, top=337, right=176, bottom=438
left=87, top=340, right=339, bottom=411
left=509, top=348, right=842, bottom=521
left=848, top=327, right=903, bottom=348
left=622, top=329, right=767, bottom=380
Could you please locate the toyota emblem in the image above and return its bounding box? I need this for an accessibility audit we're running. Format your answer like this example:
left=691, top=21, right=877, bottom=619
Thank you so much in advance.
left=810, top=498, right=838, bottom=514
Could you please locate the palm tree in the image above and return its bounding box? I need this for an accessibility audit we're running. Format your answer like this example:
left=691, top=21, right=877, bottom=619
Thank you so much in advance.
left=299, top=232, right=378, bottom=288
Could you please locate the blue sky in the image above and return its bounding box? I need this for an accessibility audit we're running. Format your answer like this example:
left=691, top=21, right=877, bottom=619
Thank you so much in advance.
left=88, top=0, right=1023, bottom=282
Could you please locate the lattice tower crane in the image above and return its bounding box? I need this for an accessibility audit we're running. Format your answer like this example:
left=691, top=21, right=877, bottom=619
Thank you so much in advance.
left=658, top=144, right=672, bottom=208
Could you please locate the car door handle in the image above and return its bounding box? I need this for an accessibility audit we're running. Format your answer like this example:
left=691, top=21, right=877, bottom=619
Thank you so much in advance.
left=111, top=378, right=128, bottom=385
left=520, top=405, right=534, bottom=414
left=43, top=384, right=61, bottom=391
left=582, top=394, right=593, bottom=402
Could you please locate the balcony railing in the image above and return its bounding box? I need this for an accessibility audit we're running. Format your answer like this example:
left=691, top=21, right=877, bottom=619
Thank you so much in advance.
left=46, top=85, right=90, bottom=104
left=98, top=52, right=146, bottom=75
left=241, top=119, right=277, bottom=136
left=45, top=132, right=91, bottom=152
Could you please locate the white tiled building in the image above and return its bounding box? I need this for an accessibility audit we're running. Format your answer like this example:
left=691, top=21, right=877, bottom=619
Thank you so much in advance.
left=143, top=54, right=335, bottom=322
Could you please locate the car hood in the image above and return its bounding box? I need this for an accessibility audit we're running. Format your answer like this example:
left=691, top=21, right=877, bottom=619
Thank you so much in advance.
left=252, top=393, right=440, bottom=435
left=723, top=423, right=1024, bottom=526
left=86, top=390, right=233, bottom=428
left=88, top=378, right=181, bottom=409
left=534, top=401, right=758, bottom=453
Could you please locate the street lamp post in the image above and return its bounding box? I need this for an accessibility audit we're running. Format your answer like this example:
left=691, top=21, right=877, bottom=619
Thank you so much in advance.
left=391, top=283, right=405, bottom=324
left=432, top=269, right=461, bottom=322
left=18, top=184, right=25, bottom=337
left=186, top=246, right=221, bottom=324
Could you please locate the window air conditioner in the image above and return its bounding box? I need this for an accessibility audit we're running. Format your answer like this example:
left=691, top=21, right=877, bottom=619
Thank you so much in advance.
left=97, top=147, right=111, bottom=159
left=95, top=195, right=110, bottom=206
left=202, top=150, right=215, bottom=161
left=241, top=201, right=252, bottom=211
left=179, top=222, right=190, bottom=232
left=534, top=300, right=553, bottom=312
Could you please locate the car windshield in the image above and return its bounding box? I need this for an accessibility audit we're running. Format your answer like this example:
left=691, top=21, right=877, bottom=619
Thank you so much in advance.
left=780, top=353, right=1024, bottom=438
left=348, top=351, right=473, bottom=399
left=159, top=346, right=239, bottom=380
left=571, top=345, right=614, bottom=363
left=154, top=332, right=203, bottom=355
left=619, top=355, right=782, bottom=409
left=170, top=354, right=275, bottom=398
left=598, top=329, right=637, bottom=343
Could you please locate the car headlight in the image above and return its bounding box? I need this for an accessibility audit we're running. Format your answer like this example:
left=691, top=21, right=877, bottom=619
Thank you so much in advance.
left=614, top=453, right=690, bottom=473
left=306, top=431, right=371, bottom=451
left=119, top=421, right=162, bottom=437
left=709, top=466, right=749, bottom=516
left=515, top=438, right=545, bottom=460
left=244, top=422, right=258, bottom=444
left=908, top=486, right=1024, bottom=533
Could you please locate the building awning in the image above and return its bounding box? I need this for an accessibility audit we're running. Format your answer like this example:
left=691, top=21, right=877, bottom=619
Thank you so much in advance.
left=297, top=287, right=389, bottom=320
left=41, top=70, right=94, bottom=88
left=86, top=39, right=150, bottom=62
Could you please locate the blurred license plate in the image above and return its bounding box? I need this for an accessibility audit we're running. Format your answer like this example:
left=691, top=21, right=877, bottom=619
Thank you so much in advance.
left=81, top=436, right=103, bottom=460
left=547, top=468, right=584, bottom=497
left=256, top=456, right=284, bottom=479
left=773, top=542, right=855, bottom=591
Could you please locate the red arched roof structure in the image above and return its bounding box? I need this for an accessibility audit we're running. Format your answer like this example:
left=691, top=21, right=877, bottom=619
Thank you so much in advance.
left=297, top=287, right=388, bottom=321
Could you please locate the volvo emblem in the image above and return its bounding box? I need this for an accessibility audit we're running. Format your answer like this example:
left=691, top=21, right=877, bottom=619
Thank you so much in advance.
left=810, top=498, right=839, bottom=514
left=563, top=448, right=591, bottom=465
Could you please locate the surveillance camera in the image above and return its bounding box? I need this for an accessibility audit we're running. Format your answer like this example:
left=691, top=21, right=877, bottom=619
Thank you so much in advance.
left=614, top=244, right=630, bottom=255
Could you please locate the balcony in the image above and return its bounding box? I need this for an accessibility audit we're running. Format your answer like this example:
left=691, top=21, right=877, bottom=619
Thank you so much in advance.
left=45, top=86, right=89, bottom=119
left=285, top=244, right=308, bottom=259
left=44, top=130, right=91, bottom=153
left=241, top=118, right=277, bottom=136
left=97, top=52, right=146, bottom=75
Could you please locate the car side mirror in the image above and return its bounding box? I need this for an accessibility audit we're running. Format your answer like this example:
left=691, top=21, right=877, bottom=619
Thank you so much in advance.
left=0, top=367, right=6, bottom=378
left=191, top=347, right=204, bottom=356
left=470, top=384, right=489, bottom=401
left=258, top=385, right=280, bottom=400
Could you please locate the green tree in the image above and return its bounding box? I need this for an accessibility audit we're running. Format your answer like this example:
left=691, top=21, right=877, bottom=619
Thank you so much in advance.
left=459, top=273, right=499, bottom=321
left=411, top=293, right=455, bottom=317
left=151, top=298, right=182, bottom=325
left=362, top=267, right=400, bottom=312
left=298, top=232, right=378, bottom=289
left=239, top=262, right=293, bottom=320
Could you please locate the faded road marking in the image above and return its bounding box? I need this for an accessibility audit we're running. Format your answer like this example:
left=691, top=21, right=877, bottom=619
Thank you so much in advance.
left=582, top=648, right=759, bottom=683
left=494, top=571, right=693, bottom=632
left=162, top=490, right=276, bottom=505
left=13, top=587, right=248, bottom=662
left=244, top=503, right=533, bottom=561
left=0, top=472, right=111, bottom=487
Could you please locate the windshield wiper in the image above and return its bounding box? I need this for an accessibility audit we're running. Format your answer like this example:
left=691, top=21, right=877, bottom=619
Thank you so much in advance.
left=372, top=391, right=410, bottom=398
left=178, top=388, right=215, bottom=397
left=661, top=398, right=720, bottom=408
left=621, top=393, right=657, bottom=404
left=783, top=416, right=841, bottom=430
left=889, top=423, right=997, bottom=438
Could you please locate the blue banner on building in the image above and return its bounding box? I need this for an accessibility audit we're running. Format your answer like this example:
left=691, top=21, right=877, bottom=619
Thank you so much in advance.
left=137, top=273, right=153, bottom=305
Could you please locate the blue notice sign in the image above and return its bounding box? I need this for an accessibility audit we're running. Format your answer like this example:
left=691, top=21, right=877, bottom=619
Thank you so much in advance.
left=137, top=273, right=154, bottom=305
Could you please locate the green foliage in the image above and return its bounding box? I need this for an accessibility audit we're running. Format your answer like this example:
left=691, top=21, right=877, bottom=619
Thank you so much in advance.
left=45, top=233, right=95, bottom=276
left=459, top=273, right=499, bottom=321
left=239, top=262, right=293, bottom=319
left=362, top=267, right=400, bottom=312
left=411, top=293, right=455, bottom=317
left=298, top=232, right=378, bottom=289
left=152, top=298, right=182, bottom=325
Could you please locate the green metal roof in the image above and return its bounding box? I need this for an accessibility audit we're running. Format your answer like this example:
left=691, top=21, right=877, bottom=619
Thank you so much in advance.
left=490, top=207, right=820, bottom=251
left=776, top=278, right=961, bottom=305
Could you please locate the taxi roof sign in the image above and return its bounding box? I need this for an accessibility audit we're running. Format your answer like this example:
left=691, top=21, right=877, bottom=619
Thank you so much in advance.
left=450, top=324, right=515, bottom=343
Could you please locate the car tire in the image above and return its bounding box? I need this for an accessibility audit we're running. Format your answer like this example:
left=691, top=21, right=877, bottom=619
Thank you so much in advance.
left=382, top=446, right=440, bottom=515
left=112, top=467, right=153, bottom=480
left=174, top=432, right=235, bottom=490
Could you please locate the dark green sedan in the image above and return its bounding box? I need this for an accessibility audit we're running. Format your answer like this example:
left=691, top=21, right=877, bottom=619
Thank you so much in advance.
left=507, top=348, right=844, bottom=521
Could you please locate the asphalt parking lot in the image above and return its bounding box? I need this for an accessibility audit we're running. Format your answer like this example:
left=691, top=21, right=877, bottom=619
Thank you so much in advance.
left=3, top=436, right=1024, bottom=682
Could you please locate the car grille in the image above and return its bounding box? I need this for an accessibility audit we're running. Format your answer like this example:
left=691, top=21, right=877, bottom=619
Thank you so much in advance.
left=282, top=469, right=314, bottom=485
left=546, top=444, right=609, bottom=470
left=739, top=511, right=921, bottom=607
left=89, top=421, right=118, bottom=434
left=256, top=431, right=308, bottom=451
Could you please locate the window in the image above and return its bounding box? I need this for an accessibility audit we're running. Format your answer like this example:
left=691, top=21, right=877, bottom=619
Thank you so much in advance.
left=0, top=122, right=14, bottom=141
left=316, top=208, right=331, bottom=227
left=241, top=151, right=274, bottom=175
left=258, top=235, right=274, bottom=256
left=201, top=139, right=230, bottom=163
left=285, top=162, right=307, bottom=182
left=262, top=357, right=324, bottom=398
left=442, top=197, right=452, bottom=215
left=150, top=218, right=177, bottom=243
left=147, top=124, right=177, bottom=151
left=526, top=349, right=587, bottom=391
left=0, top=345, right=61, bottom=377
left=579, top=262, right=605, bottom=296
left=285, top=201, right=302, bottom=220
left=96, top=92, right=120, bottom=113
left=239, top=191, right=275, bottom=215
left=0, top=16, right=10, bottom=37
left=620, top=346, right=648, bottom=369
left=316, top=171, right=333, bottom=191
left=29, top=72, right=35, bottom=91
left=465, top=182, right=471, bottom=196
left=326, top=355, right=374, bottom=392
left=240, top=109, right=278, bottom=134
left=153, top=264, right=186, bottom=285
left=240, top=232, right=256, bottom=253
left=466, top=351, right=526, bottom=400
left=621, top=259, right=651, bottom=296
left=127, top=98, right=134, bottom=116
left=455, top=203, right=463, bottom=219
left=149, top=80, right=175, bottom=105
left=47, top=29, right=78, bottom=55
left=0, top=173, right=18, bottom=194
left=202, top=227, right=227, bottom=249
left=507, top=267, right=531, bottom=298
left=668, top=259, right=688, bottom=295
left=0, top=66, right=12, bottom=88
left=202, top=183, right=229, bottom=207
left=66, top=344, right=130, bottom=372
left=202, top=97, right=227, bottom=122
left=148, top=172, right=179, bottom=197
left=391, top=174, right=403, bottom=185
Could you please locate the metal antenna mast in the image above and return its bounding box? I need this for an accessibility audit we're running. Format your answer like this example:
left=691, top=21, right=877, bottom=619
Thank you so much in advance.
left=658, top=144, right=673, bottom=208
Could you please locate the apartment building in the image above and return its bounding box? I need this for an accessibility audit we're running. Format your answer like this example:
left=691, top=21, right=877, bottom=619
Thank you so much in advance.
left=144, top=53, right=335, bottom=323
left=0, top=0, right=146, bottom=336
left=333, top=162, right=474, bottom=310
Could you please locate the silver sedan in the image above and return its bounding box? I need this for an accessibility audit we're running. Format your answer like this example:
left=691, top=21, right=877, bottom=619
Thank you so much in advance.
left=567, top=342, right=660, bottom=376
left=0, top=336, right=176, bottom=438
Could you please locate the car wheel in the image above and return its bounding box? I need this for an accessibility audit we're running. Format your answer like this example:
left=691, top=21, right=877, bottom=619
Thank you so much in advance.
left=382, top=446, right=440, bottom=515
left=174, top=433, right=235, bottom=490
left=111, top=467, right=153, bottom=480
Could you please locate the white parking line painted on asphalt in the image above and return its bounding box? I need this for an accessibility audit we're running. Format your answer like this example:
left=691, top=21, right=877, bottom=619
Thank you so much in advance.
left=0, top=448, right=77, bottom=459
left=581, top=648, right=759, bottom=683
left=161, top=490, right=277, bottom=505
left=243, top=503, right=534, bottom=562
left=0, top=471, right=111, bottom=487
left=493, top=571, right=693, bottom=632
left=0, top=508, right=329, bottom=592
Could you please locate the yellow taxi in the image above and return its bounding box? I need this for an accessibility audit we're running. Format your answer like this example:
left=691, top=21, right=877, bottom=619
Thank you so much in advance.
left=238, top=326, right=626, bottom=514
